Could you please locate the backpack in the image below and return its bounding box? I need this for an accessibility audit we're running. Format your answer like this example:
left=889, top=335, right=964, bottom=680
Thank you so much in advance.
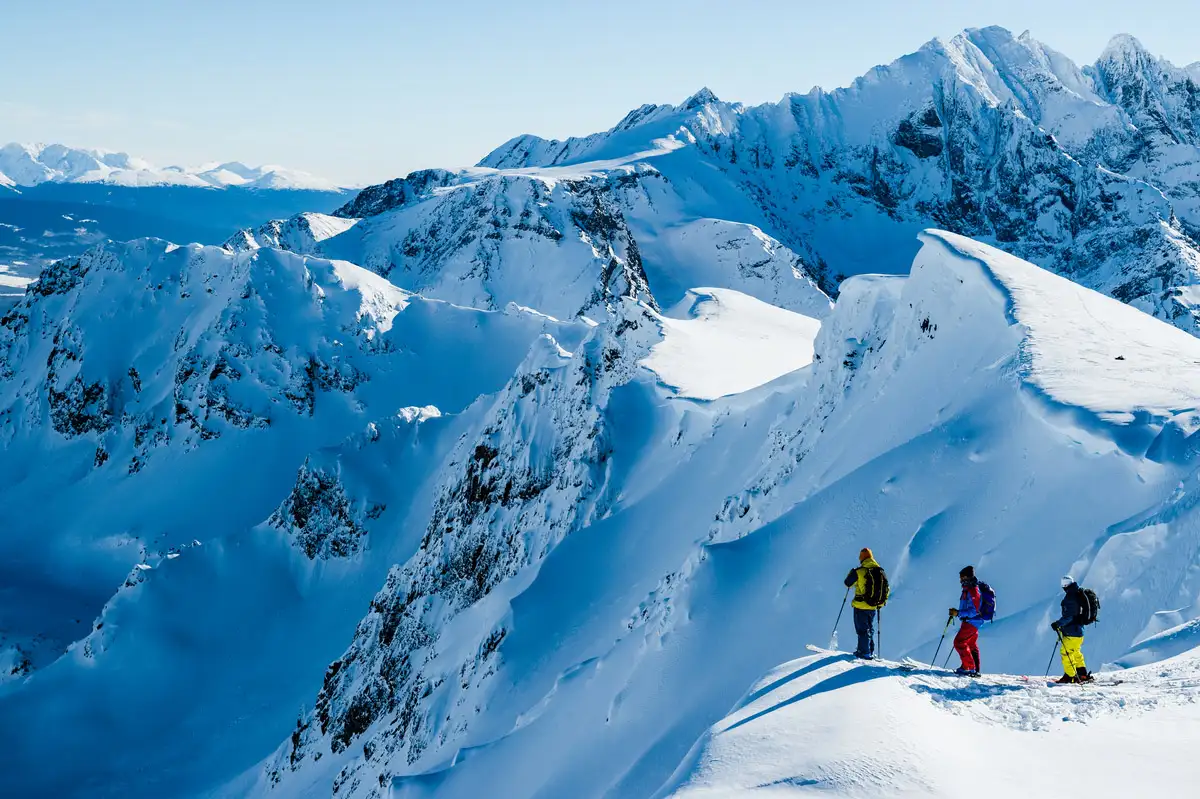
left=863, top=566, right=889, bottom=608
left=978, top=581, right=997, bottom=622
left=1075, top=587, right=1100, bottom=626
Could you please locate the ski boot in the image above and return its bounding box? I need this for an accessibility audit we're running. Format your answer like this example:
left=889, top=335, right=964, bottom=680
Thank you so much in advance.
left=1055, top=673, right=1078, bottom=684
left=1075, top=667, right=1095, bottom=683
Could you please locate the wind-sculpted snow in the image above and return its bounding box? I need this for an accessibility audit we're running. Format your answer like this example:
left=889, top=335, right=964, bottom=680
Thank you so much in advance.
left=659, top=650, right=1200, bottom=798
left=641, top=288, right=823, bottom=400
left=919, top=230, right=1200, bottom=421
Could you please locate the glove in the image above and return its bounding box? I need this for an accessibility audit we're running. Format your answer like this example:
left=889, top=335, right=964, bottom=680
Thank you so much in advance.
left=1051, top=621, right=1061, bottom=632
left=948, top=608, right=958, bottom=618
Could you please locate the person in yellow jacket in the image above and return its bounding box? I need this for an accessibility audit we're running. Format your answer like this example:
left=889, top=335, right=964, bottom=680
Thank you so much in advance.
left=843, top=548, right=889, bottom=659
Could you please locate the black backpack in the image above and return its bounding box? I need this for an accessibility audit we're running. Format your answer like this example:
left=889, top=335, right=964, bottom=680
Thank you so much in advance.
left=863, top=566, right=889, bottom=608
left=1075, top=587, right=1100, bottom=626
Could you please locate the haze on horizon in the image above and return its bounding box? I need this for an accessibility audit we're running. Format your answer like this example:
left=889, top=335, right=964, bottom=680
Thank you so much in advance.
left=3, top=0, right=1197, bottom=187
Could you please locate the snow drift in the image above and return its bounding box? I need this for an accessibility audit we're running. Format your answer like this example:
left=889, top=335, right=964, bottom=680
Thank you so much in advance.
left=659, top=649, right=1200, bottom=798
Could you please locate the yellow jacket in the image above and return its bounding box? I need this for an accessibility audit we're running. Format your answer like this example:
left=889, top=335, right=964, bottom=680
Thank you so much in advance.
left=844, top=557, right=889, bottom=609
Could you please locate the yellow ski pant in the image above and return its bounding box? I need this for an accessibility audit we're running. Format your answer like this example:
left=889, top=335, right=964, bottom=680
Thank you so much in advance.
left=1060, top=635, right=1085, bottom=676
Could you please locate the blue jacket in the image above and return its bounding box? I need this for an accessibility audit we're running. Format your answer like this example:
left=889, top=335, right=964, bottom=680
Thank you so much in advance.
left=1055, top=585, right=1085, bottom=638
left=958, top=582, right=984, bottom=627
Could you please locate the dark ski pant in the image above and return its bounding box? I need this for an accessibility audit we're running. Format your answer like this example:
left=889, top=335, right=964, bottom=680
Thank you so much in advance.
left=853, top=607, right=876, bottom=657
left=954, top=621, right=980, bottom=672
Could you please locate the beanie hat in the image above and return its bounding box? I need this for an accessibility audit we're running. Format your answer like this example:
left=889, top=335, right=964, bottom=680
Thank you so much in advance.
left=859, top=547, right=873, bottom=563
left=959, top=565, right=975, bottom=579
left=1061, top=575, right=1075, bottom=588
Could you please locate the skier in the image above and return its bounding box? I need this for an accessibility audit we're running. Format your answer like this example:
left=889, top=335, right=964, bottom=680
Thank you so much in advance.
left=948, top=565, right=983, bottom=676
left=843, top=547, right=888, bottom=659
left=1051, top=576, right=1094, bottom=684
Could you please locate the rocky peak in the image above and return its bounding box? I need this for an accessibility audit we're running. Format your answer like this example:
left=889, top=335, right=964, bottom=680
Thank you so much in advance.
left=1091, top=34, right=1199, bottom=145
left=333, top=168, right=459, bottom=218
left=681, top=87, right=720, bottom=111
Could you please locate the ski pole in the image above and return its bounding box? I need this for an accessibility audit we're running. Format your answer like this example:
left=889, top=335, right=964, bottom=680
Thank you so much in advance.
left=931, top=615, right=953, bottom=667
left=831, top=587, right=849, bottom=641
left=1045, top=636, right=1060, bottom=677
left=876, top=607, right=882, bottom=660
left=942, top=619, right=957, bottom=669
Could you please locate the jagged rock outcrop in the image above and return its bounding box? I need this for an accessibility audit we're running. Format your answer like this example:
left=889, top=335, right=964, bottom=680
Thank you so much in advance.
left=265, top=300, right=662, bottom=796
left=269, top=460, right=384, bottom=559
left=332, top=169, right=459, bottom=219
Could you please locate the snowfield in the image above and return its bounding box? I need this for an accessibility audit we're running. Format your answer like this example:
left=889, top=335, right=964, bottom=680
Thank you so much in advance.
left=660, top=650, right=1200, bottom=799
left=642, top=288, right=823, bottom=400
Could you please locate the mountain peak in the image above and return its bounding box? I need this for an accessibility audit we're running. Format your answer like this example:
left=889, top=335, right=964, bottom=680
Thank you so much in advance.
left=1100, top=33, right=1151, bottom=62
left=682, top=87, right=720, bottom=110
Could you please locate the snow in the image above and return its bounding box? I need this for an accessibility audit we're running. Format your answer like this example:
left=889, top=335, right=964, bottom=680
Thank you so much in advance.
left=919, top=230, right=1200, bottom=422
left=4, top=22, right=1200, bottom=799
left=10, top=218, right=1200, bottom=797
left=642, top=288, right=821, bottom=400
left=659, top=649, right=1200, bottom=799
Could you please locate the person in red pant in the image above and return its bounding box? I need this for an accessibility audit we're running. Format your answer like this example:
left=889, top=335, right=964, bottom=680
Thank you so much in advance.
left=948, top=565, right=983, bottom=676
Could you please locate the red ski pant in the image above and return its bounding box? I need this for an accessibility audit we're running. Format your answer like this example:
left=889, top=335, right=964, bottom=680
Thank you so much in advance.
left=953, top=622, right=980, bottom=671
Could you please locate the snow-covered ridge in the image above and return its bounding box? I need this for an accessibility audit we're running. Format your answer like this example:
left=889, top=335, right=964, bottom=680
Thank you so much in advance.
left=661, top=649, right=1200, bottom=798
left=225, top=165, right=834, bottom=320
left=920, top=230, right=1200, bottom=423
left=0, top=142, right=342, bottom=190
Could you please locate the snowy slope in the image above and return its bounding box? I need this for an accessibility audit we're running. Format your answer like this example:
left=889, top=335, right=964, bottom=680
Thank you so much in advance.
left=6, top=226, right=1200, bottom=798
left=659, top=650, right=1200, bottom=799
left=0, top=143, right=341, bottom=190
left=642, top=288, right=822, bottom=400
left=225, top=231, right=1200, bottom=799
left=0, top=238, right=587, bottom=797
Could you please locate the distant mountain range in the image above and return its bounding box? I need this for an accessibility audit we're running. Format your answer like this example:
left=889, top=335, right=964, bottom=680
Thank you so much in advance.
left=0, top=142, right=342, bottom=191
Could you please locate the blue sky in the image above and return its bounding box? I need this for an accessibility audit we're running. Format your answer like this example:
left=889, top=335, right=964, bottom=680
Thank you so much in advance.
left=3, top=0, right=1197, bottom=186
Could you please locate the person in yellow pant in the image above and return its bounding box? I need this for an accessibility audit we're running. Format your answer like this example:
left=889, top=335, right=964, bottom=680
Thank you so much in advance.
left=1050, top=575, right=1093, bottom=684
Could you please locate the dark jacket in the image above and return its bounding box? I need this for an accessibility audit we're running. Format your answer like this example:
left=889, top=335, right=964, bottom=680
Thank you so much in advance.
left=1055, top=584, right=1085, bottom=638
